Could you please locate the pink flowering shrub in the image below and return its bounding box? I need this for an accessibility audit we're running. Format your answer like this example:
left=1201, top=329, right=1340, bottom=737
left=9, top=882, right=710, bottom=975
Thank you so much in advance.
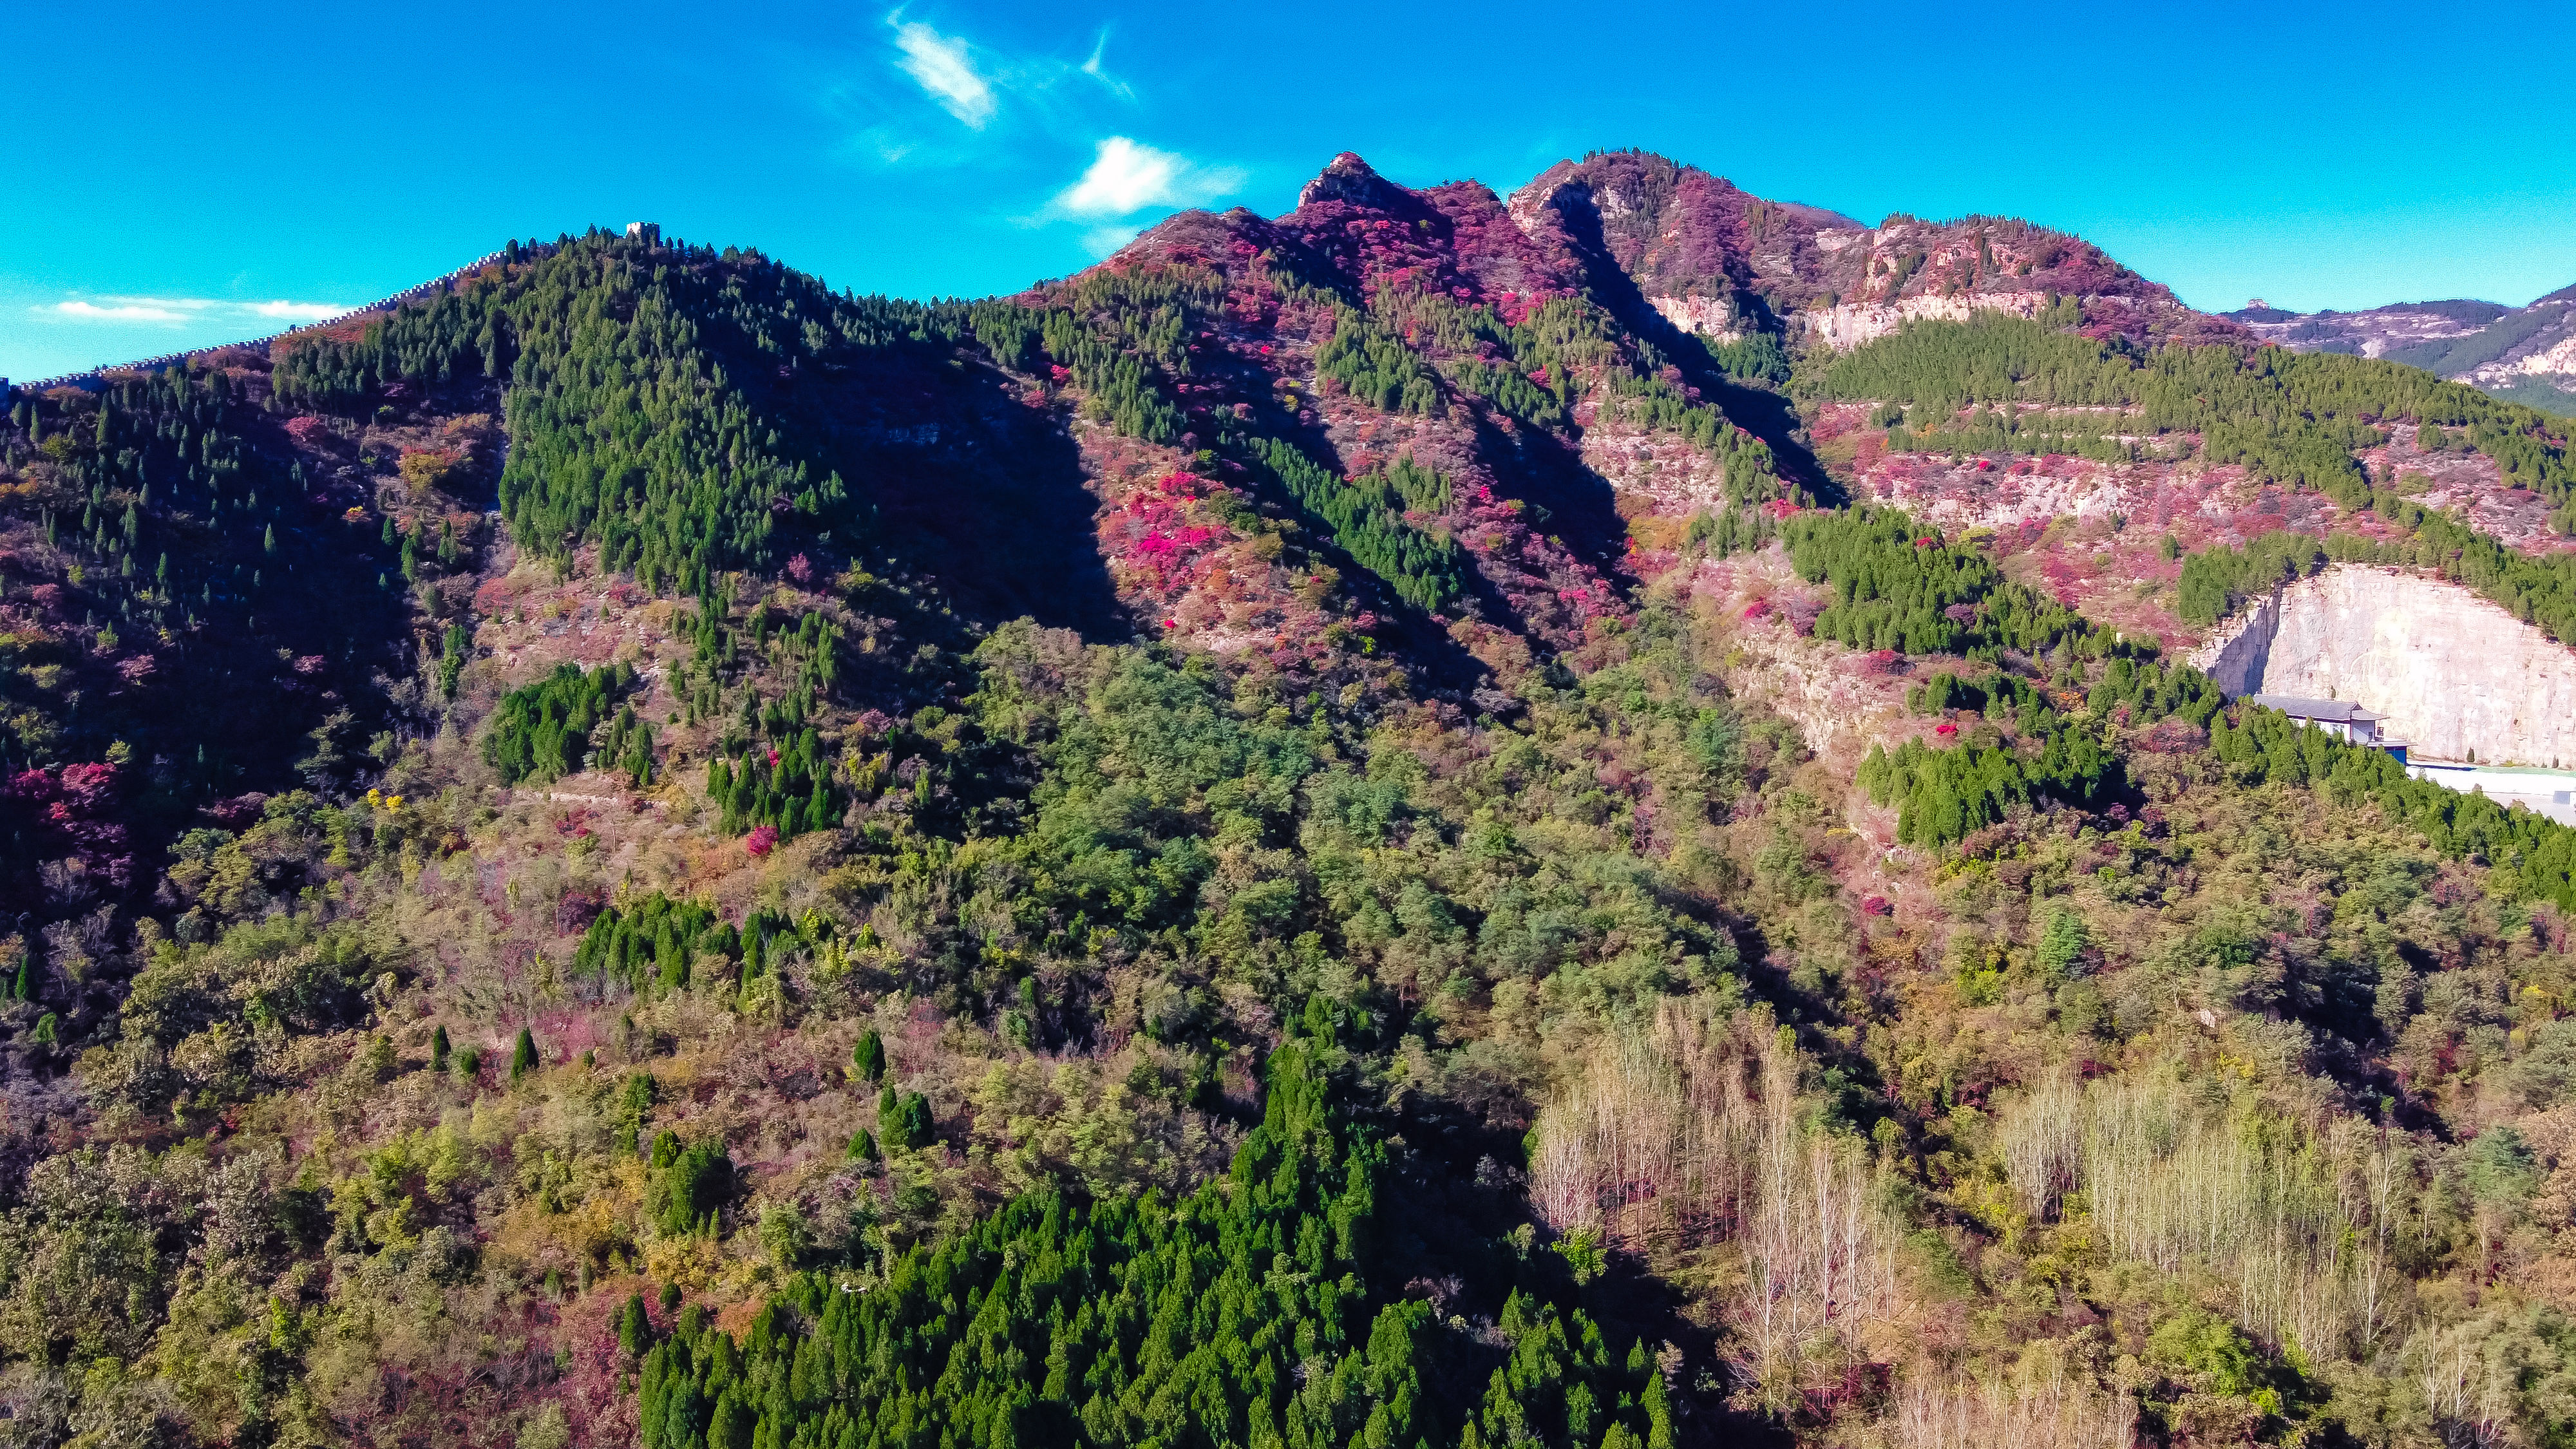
left=207, top=793, right=267, bottom=828
left=745, top=824, right=780, bottom=857
left=1105, top=494, right=1220, bottom=598
left=6, top=761, right=133, bottom=889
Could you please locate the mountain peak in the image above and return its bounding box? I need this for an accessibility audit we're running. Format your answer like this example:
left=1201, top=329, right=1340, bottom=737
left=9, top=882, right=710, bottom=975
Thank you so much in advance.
left=1506, top=151, right=1760, bottom=302
left=1296, top=151, right=1406, bottom=212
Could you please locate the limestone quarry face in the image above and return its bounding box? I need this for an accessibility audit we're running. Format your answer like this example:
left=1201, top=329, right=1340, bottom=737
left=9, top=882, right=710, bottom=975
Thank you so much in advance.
left=2191, top=564, right=2576, bottom=766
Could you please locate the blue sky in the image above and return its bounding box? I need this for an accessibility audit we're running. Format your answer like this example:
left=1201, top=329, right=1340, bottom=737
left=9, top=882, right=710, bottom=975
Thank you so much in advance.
left=6, top=0, right=2573, bottom=381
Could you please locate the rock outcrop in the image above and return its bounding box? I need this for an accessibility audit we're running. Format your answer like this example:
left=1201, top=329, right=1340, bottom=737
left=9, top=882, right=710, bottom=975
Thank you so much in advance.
left=2192, top=564, right=2576, bottom=765
left=1796, top=290, right=2058, bottom=350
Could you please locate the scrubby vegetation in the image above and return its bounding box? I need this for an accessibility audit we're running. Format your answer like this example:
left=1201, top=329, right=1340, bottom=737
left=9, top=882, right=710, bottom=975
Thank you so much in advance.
left=14, top=185, right=2576, bottom=1449
left=1815, top=314, right=2575, bottom=504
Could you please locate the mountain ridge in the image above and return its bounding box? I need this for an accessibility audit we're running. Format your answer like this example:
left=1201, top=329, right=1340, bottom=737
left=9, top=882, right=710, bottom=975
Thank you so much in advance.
left=15, top=147, right=2244, bottom=392
left=2228, top=285, right=2576, bottom=417
left=8, top=146, right=2576, bottom=1449
left=1115, top=148, right=2246, bottom=354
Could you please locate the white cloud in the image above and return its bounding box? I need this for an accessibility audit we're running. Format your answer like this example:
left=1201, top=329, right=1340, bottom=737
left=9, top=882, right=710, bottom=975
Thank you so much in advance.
left=1079, top=30, right=1133, bottom=100
left=248, top=299, right=348, bottom=321
left=50, top=300, right=189, bottom=323
left=891, top=19, right=995, bottom=128
left=1054, top=137, right=1244, bottom=218
left=37, top=295, right=352, bottom=327
left=100, top=295, right=218, bottom=312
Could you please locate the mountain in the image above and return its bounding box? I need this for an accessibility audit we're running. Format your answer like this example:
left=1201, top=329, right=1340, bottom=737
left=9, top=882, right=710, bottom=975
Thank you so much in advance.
left=1497, top=150, right=2249, bottom=355
left=2230, top=283, right=2576, bottom=416
left=3, top=149, right=2576, bottom=1449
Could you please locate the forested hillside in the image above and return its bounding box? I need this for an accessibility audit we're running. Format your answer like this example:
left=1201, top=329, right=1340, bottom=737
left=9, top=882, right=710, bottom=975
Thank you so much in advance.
left=1803, top=312, right=2576, bottom=651
left=6, top=152, right=2576, bottom=1449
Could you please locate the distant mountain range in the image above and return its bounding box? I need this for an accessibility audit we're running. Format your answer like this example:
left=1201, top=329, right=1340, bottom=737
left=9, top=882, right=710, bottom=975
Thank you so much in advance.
left=2228, top=285, right=2576, bottom=416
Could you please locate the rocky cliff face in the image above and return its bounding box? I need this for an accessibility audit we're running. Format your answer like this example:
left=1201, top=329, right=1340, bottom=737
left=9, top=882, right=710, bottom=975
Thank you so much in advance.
left=2468, top=326, right=2576, bottom=388
left=2190, top=564, right=2576, bottom=765
left=1797, top=289, right=2060, bottom=349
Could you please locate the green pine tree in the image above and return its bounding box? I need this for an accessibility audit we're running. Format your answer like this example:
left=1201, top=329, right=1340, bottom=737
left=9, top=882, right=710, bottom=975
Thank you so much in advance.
left=2036, top=905, right=2092, bottom=982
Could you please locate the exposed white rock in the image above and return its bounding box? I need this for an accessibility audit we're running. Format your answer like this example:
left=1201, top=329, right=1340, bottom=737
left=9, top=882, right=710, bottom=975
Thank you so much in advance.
left=1647, top=293, right=1745, bottom=342
left=2236, top=305, right=2494, bottom=358
left=1795, top=292, right=2055, bottom=350
left=2190, top=564, right=2576, bottom=766
left=2472, top=330, right=2576, bottom=384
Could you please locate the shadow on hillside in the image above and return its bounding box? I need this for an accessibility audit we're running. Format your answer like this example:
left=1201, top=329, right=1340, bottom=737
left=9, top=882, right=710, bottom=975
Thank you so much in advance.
left=1701, top=370, right=1845, bottom=508
left=1544, top=197, right=1842, bottom=507
left=1223, top=393, right=1501, bottom=691
left=1380, top=1037, right=1760, bottom=1449
left=1481, top=421, right=1635, bottom=587
left=0, top=379, right=438, bottom=943
left=809, top=365, right=1133, bottom=643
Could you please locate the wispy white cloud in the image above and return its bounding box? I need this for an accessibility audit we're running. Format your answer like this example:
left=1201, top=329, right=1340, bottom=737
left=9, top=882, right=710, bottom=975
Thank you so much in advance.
left=1053, top=137, right=1244, bottom=218
left=890, top=17, right=995, bottom=128
left=35, top=294, right=353, bottom=327
left=50, top=300, right=189, bottom=323
left=1079, top=30, right=1133, bottom=100
left=246, top=299, right=347, bottom=321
